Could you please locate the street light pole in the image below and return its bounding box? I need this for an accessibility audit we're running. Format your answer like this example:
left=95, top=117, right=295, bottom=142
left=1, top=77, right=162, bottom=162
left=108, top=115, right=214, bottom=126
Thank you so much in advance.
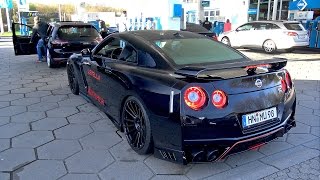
left=267, top=0, right=271, bottom=20
left=272, top=0, right=278, bottom=20
left=6, top=8, right=11, bottom=32
left=256, top=0, right=260, bottom=21
left=0, top=8, right=4, bottom=34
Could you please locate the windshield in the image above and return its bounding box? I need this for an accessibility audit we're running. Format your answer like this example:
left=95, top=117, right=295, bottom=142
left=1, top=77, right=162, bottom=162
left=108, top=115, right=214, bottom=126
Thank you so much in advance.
left=155, top=38, right=245, bottom=65
left=185, top=23, right=209, bottom=33
left=283, top=23, right=305, bottom=31
left=56, top=25, right=101, bottom=41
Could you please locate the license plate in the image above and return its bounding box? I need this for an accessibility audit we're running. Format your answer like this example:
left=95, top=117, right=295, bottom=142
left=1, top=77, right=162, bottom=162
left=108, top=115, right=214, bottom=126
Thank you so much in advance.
left=298, top=35, right=306, bottom=39
left=242, top=107, right=277, bottom=128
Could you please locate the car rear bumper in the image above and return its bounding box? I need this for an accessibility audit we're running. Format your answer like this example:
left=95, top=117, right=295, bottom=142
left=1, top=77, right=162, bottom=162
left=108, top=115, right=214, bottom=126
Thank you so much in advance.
left=277, top=41, right=309, bottom=49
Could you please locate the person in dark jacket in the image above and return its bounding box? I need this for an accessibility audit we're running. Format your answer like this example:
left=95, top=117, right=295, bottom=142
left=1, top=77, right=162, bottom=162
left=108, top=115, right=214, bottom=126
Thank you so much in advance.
left=202, top=17, right=212, bottom=31
left=30, top=16, right=49, bottom=63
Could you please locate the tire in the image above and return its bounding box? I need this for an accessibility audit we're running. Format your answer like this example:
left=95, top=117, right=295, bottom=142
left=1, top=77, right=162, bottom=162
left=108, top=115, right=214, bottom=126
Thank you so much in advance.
left=67, top=64, right=79, bottom=95
left=122, top=96, right=153, bottom=154
left=221, top=37, right=231, bottom=46
left=46, top=49, right=55, bottom=68
left=263, top=40, right=277, bottom=53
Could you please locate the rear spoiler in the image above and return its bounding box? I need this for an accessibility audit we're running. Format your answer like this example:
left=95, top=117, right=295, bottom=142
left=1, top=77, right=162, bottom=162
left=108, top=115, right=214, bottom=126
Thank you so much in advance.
left=175, top=58, right=287, bottom=77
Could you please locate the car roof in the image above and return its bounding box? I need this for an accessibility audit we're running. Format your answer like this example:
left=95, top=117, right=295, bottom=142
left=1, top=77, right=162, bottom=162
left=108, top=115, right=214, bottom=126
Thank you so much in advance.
left=120, top=30, right=204, bottom=42
left=50, top=21, right=94, bottom=27
left=249, top=20, right=300, bottom=24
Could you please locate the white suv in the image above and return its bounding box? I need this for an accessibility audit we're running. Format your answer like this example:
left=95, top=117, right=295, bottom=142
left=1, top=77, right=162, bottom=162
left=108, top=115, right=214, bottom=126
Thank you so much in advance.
left=219, top=21, right=309, bottom=53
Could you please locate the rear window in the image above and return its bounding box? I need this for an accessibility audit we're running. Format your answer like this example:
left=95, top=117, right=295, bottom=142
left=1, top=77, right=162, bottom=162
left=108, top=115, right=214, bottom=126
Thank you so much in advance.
left=283, top=23, right=305, bottom=31
left=56, top=25, right=101, bottom=40
left=155, top=38, right=245, bottom=65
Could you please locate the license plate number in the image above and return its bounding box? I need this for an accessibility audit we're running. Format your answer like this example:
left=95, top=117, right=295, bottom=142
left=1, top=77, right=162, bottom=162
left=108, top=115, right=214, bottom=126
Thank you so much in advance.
left=298, top=35, right=306, bottom=39
left=242, top=107, right=277, bottom=128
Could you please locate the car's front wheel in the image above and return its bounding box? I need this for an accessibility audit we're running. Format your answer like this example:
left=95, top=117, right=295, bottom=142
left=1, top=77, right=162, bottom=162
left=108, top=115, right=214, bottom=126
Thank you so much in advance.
left=122, top=96, right=153, bottom=154
left=67, top=64, right=79, bottom=95
left=221, top=37, right=231, bottom=46
left=263, top=40, right=277, bottom=53
left=46, top=49, right=55, bottom=68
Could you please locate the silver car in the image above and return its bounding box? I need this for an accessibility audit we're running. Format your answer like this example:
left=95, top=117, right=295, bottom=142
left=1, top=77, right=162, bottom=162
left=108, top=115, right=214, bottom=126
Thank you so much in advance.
left=219, top=21, right=309, bottom=53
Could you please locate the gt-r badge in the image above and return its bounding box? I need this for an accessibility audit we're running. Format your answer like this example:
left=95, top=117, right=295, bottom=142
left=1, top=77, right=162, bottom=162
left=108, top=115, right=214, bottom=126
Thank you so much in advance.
left=255, top=79, right=263, bottom=88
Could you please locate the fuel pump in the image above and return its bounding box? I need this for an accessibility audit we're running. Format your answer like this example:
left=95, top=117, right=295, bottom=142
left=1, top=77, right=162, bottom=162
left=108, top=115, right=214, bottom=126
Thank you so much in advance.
left=316, top=21, right=320, bottom=48
left=309, top=21, right=317, bottom=48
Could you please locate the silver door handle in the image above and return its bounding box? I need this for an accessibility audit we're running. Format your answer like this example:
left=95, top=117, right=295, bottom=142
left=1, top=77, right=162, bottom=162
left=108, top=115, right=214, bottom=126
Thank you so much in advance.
left=82, top=61, right=91, bottom=66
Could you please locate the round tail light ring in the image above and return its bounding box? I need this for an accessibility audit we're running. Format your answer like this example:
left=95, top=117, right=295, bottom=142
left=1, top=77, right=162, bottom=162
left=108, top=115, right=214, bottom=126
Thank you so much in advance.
left=212, top=90, right=227, bottom=109
left=184, top=87, right=207, bottom=111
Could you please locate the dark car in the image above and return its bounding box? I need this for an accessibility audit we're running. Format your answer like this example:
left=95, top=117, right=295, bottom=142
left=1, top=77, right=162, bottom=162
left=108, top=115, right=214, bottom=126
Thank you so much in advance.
left=67, top=30, right=296, bottom=164
left=12, top=21, right=103, bottom=68
left=100, top=26, right=119, bottom=38
left=182, top=22, right=217, bottom=40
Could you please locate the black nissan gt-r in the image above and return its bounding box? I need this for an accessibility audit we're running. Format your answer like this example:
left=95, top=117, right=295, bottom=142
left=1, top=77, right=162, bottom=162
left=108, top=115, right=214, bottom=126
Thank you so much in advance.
left=67, top=30, right=296, bottom=164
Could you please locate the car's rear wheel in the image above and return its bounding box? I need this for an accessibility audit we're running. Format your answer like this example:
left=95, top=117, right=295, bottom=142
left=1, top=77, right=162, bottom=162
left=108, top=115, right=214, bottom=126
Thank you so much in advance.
left=47, top=49, right=55, bottom=68
left=122, top=96, right=153, bottom=154
left=67, top=64, right=79, bottom=95
left=221, top=37, right=231, bottom=46
left=263, top=40, right=277, bottom=53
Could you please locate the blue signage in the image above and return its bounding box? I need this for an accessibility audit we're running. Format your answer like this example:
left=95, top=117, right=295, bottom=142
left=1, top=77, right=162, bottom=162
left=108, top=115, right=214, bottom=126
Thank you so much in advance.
left=0, top=0, right=13, bottom=9
left=289, top=0, right=320, bottom=10
left=248, top=9, right=257, bottom=15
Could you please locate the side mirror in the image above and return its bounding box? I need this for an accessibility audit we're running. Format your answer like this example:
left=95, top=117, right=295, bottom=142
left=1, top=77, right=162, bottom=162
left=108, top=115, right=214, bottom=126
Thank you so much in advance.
left=81, top=48, right=91, bottom=56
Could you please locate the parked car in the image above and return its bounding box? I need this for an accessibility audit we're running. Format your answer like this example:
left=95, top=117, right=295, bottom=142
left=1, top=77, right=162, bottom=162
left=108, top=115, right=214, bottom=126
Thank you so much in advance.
left=182, top=22, right=217, bottom=40
left=67, top=30, right=296, bottom=164
left=218, top=21, right=309, bottom=53
left=12, top=21, right=103, bottom=68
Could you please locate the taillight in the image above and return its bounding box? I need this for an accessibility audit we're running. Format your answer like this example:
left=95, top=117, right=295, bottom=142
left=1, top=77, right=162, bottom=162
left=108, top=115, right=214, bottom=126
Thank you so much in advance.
left=286, top=32, right=298, bottom=36
left=281, top=79, right=287, bottom=93
left=184, top=87, right=207, bottom=110
left=285, top=70, right=292, bottom=89
left=212, top=90, right=227, bottom=109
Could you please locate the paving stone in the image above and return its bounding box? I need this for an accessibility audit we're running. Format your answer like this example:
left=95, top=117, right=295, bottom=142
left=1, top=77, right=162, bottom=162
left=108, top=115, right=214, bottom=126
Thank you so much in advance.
left=10, top=79, right=33, bottom=85
left=288, top=122, right=311, bottom=134
left=0, top=123, right=30, bottom=138
left=0, top=139, right=10, bottom=152
left=34, top=77, right=58, bottom=83
left=299, top=100, right=320, bottom=110
left=314, top=109, right=320, bottom=117
left=0, top=101, right=9, bottom=109
left=204, top=161, right=278, bottom=180
left=54, top=124, right=93, bottom=140
left=152, top=175, right=189, bottom=180
left=59, top=174, right=100, bottom=180
left=0, top=106, right=26, bottom=116
left=0, top=94, right=24, bottom=101
left=40, top=95, right=68, bottom=103
left=11, top=97, right=41, bottom=106
left=0, top=116, right=9, bottom=126
left=28, top=102, right=59, bottom=112
left=186, top=162, right=231, bottom=180
left=66, top=149, right=114, bottom=173
left=0, top=84, right=21, bottom=90
left=295, top=115, right=320, bottom=126
left=295, top=105, right=314, bottom=115
left=144, top=155, right=192, bottom=175
left=31, top=117, right=69, bottom=131
left=0, top=173, right=9, bottom=180
left=23, top=82, right=47, bottom=88
left=90, top=119, right=116, bottom=132
left=67, top=112, right=102, bottom=124
left=77, top=103, right=100, bottom=113
left=225, top=150, right=265, bottom=168
left=0, top=148, right=36, bottom=171
left=303, top=90, right=320, bottom=98
left=37, top=140, right=82, bottom=160
left=47, top=107, right=79, bottom=118
left=58, top=98, right=87, bottom=107
left=37, top=84, right=62, bottom=91
left=52, top=88, right=72, bottom=95
left=311, top=127, right=320, bottom=137
left=11, top=87, right=36, bottom=94
left=0, top=90, right=9, bottom=96
left=109, top=141, right=149, bottom=162
left=99, top=161, right=153, bottom=180
left=12, top=131, right=54, bottom=148
left=303, top=138, right=320, bottom=150
left=296, top=94, right=316, bottom=101
left=80, top=131, right=122, bottom=149
left=13, top=160, right=67, bottom=180
left=286, top=133, right=318, bottom=146
left=259, top=141, right=294, bottom=156
left=25, top=91, right=52, bottom=98
left=260, top=146, right=320, bottom=170
left=11, top=111, right=46, bottom=123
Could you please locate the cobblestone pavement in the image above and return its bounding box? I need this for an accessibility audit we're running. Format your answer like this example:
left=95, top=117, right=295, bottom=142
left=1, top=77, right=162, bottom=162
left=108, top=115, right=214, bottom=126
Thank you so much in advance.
left=0, top=40, right=319, bottom=180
